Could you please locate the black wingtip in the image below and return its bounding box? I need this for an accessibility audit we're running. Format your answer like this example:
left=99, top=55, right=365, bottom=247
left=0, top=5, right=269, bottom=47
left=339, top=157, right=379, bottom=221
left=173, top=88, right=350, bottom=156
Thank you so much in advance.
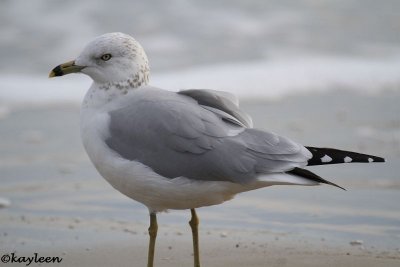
left=306, top=147, right=386, bottom=166
left=327, top=181, right=347, bottom=191
left=318, top=177, right=346, bottom=191
left=287, top=167, right=346, bottom=191
left=372, top=156, right=385, bottom=163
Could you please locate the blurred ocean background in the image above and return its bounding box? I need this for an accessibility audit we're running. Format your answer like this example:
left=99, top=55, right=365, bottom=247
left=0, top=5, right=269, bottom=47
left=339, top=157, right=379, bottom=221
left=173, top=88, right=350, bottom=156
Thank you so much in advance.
left=1, top=0, right=400, bottom=101
left=1, top=0, right=400, bottom=256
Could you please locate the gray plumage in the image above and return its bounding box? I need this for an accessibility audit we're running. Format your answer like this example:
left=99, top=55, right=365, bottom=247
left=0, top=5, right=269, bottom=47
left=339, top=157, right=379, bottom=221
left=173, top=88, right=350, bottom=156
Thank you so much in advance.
left=105, top=87, right=310, bottom=184
left=178, top=89, right=253, bottom=128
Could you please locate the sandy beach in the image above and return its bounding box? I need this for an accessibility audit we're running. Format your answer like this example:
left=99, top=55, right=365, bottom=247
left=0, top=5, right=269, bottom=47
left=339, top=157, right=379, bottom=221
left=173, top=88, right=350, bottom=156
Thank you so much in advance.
left=6, top=221, right=400, bottom=267
left=1, top=89, right=399, bottom=266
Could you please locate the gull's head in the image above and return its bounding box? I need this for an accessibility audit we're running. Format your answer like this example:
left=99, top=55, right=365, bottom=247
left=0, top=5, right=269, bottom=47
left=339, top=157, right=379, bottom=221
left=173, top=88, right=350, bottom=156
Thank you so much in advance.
left=49, top=32, right=149, bottom=87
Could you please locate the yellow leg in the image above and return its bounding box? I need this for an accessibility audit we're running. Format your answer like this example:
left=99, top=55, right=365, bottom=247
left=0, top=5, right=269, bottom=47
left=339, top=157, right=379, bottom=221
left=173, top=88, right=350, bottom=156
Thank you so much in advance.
left=147, top=212, right=158, bottom=267
left=189, top=208, right=201, bottom=267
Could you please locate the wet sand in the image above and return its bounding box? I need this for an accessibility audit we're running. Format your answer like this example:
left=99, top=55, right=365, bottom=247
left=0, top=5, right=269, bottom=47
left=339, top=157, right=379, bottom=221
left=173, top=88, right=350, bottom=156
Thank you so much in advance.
left=2, top=215, right=400, bottom=267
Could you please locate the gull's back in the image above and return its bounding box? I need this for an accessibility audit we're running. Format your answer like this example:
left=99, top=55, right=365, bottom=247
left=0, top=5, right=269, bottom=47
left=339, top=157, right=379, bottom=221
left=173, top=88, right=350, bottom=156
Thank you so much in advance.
left=104, top=86, right=312, bottom=184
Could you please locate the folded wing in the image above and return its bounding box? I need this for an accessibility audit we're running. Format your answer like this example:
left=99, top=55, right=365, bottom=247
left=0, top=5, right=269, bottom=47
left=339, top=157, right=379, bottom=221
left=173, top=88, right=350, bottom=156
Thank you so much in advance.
left=105, top=87, right=311, bottom=184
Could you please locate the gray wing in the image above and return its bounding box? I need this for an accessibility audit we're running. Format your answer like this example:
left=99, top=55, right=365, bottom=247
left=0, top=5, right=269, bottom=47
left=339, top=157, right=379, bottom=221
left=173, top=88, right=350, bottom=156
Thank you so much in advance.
left=178, top=89, right=253, bottom=128
left=105, top=87, right=311, bottom=184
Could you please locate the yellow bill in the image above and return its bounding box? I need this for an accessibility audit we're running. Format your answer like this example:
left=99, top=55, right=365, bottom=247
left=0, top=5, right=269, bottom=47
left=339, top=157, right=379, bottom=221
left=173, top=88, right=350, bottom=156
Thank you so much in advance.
left=49, top=60, right=85, bottom=78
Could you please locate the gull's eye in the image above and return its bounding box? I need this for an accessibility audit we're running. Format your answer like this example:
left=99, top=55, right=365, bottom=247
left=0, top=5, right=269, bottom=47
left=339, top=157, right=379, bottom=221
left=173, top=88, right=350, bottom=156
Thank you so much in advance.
left=100, top=53, right=112, bottom=61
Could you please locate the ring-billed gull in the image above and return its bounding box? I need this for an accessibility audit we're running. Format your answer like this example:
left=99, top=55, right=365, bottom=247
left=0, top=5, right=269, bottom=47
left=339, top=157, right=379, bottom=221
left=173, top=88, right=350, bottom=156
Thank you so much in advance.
left=49, top=32, right=384, bottom=267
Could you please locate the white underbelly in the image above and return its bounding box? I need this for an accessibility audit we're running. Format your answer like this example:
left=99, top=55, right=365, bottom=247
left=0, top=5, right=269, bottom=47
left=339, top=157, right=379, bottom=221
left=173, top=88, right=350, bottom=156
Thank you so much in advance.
left=80, top=109, right=256, bottom=212
left=86, top=142, right=253, bottom=212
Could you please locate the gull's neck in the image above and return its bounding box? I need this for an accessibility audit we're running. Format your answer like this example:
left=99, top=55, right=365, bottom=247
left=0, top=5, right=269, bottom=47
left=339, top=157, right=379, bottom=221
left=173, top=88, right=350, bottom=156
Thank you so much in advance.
left=98, top=64, right=150, bottom=92
left=82, top=68, right=149, bottom=110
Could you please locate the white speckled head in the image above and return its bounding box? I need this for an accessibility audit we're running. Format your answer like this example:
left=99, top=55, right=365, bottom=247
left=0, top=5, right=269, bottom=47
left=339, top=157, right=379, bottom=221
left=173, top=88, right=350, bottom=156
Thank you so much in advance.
left=75, top=32, right=150, bottom=87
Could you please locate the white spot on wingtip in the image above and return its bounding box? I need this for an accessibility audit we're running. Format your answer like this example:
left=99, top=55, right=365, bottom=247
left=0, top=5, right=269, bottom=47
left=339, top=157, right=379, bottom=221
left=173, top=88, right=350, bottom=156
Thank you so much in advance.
left=344, top=156, right=352, bottom=163
left=321, top=155, right=332, bottom=163
left=368, top=158, right=374, bottom=163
